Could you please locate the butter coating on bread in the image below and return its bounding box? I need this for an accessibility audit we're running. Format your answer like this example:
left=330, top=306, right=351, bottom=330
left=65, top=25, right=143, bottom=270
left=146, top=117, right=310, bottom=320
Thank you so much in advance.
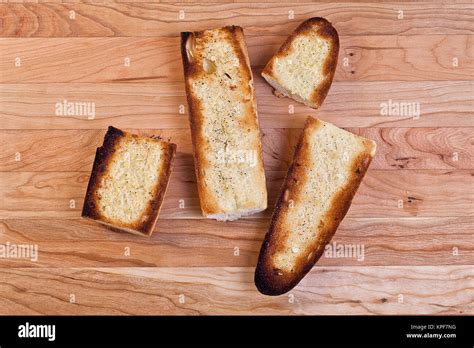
left=255, top=117, right=376, bottom=295
left=82, top=126, right=176, bottom=236
left=181, top=26, right=267, bottom=221
left=262, top=17, right=339, bottom=109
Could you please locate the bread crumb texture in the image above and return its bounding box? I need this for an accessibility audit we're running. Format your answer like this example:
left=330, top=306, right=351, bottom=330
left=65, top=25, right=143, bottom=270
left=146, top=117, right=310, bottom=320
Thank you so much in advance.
left=96, top=137, right=164, bottom=224
left=185, top=27, right=267, bottom=216
left=273, top=36, right=330, bottom=101
left=273, top=120, right=374, bottom=272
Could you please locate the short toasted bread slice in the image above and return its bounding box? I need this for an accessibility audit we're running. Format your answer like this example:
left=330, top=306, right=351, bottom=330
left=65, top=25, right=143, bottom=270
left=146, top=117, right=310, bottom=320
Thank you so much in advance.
left=262, top=17, right=339, bottom=109
left=82, top=126, right=176, bottom=236
left=181, top=26, right=267, bottom=221
left=255, top=117, right=376, bottom=295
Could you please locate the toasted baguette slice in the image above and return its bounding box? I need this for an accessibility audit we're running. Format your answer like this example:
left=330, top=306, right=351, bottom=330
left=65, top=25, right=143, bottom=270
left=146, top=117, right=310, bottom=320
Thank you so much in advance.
left=262, top=17, right=339, bottom=109
left=181, top=26, right=267, bottom=221
left=255, top=117, right=376, bottom=295
left=82, top=126, right=176, bottom=236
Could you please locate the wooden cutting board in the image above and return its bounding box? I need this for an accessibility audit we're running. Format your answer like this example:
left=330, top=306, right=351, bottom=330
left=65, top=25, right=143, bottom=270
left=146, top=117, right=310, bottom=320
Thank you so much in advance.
left=0, top=1, right=473, bottom=315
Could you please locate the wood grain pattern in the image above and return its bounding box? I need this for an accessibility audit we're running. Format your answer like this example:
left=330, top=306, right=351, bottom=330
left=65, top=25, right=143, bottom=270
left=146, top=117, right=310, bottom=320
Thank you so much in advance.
left=0, top=170, right=472, bottom=219
left=1, top=81, right=472, bottom=129
left=0, top=217, right=472, bottom=267
left=1, top=1, right=472, bottom=315
left=1, top=3, right=472, bottom=37
left=1, top=266, right=472, bottom=314
left=1, top=35, right=472, bottom=83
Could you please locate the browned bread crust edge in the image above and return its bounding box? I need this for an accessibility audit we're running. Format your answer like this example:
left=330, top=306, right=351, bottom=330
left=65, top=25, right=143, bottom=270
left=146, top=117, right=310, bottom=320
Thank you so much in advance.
left=255, top=117, right=375, bottom=295
left=81, top=126, right=176, bottom=236
left=181, top=29, right=216, bottom=215
left=262, top=17, right=339, bottom=109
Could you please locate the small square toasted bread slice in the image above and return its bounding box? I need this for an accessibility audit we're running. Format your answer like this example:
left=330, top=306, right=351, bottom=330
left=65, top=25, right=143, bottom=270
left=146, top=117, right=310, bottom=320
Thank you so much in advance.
left=255, top=117, right=376, bottom=295
left=181, top=26, right=267, bottom=221
left=262, top=17, right=339, bottom=109
left=82, top=126, right=176, bottom=236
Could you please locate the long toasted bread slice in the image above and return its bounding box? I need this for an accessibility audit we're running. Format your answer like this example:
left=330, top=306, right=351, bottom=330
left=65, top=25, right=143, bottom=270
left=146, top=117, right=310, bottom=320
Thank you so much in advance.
left=181, top=26, right=267, bottom=221
left=262, top=17, right=339, bottom=109
left=82, top=126, right=176, bottom=236
left=255, top=117, right=376, bottom=295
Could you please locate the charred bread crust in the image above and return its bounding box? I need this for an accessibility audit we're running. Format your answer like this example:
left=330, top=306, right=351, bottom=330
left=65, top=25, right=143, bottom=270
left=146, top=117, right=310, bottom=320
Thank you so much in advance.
left=254, top=121, right=310, bottom=296
left=262, top=17, right=339, bottom=109
left=181, top=26, right=267, bottom=218
left=255, top=117, right=375, bottom=295
left=181, top=30, right=217, bottom=215
left=82, top=126, right=124, bottom=221
left=139, top=141, right=176, bottom=235
left=81, top=126, right=176, bottom=236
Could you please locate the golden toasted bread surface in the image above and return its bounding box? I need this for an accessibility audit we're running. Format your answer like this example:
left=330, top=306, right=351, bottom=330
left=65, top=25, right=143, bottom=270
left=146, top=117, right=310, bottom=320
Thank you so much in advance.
left=255, top=117, right=376, bottom=295
left=262, top=17, right=339, bottom=109
left=181, top=26, right=267, bottom=220
left=82, top=126, right=176, bottom=236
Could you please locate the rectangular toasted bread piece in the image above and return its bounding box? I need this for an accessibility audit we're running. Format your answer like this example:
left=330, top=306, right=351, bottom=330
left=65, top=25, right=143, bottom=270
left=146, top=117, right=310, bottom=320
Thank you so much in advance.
left=82, top=126, right=176, bottom=236
left=255, top=117, right=376, bottom=295
left=181, top=26, right=267, bottom=221
left=262, top=17, right=339, bottom=109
